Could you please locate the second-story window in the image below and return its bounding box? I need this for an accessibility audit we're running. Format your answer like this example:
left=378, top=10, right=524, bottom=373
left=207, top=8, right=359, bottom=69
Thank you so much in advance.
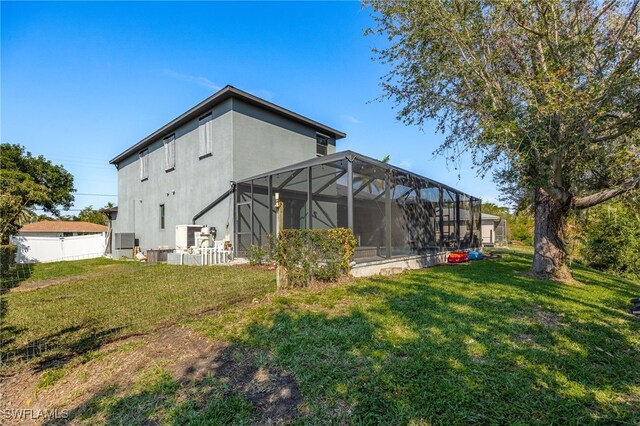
left=139, top=149, right=149, bottom=181
left=316, top=134, right=329, bottom=156
left=198, top=113, right=213, bottom=159
left=164, top=134, right=175, bottom=171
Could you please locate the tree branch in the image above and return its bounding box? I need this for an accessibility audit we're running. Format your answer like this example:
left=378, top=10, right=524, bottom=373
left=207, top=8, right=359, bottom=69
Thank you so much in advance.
left=572, top=177, right=640, bottom=209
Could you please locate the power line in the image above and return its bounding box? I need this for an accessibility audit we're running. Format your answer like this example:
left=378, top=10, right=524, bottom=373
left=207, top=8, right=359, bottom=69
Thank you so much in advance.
left=33, top=208, right=85, bottom=212
left=75, top=193, right=117, bottom=197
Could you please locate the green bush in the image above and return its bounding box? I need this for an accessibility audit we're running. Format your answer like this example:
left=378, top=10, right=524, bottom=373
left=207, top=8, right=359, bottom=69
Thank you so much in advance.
left=314, top=263, right=342, bottom=282
left=510, top=212, right=534, bottom=245
left=0, top=244, right=17, bottom=278
left=247, top=245, right=268, bottom=266
left=270, top=228, right=356, bottom=287
left=578, top=202, right=640, bottom=280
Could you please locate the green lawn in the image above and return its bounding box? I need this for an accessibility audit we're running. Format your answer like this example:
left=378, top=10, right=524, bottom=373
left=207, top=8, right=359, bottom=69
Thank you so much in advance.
left=182, top=252, right=640, bottom=424
left=0, top=260, right=275, bottom=372
left=2, top=252, right=639, bottom=424
left=18, top=256, right=123, bottom=283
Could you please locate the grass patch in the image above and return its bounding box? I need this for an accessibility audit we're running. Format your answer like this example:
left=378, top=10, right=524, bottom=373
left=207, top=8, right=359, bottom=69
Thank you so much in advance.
left=1, top=261, right=275, bottom=372
left=37, top=367, right=66, bottom=390
left=3, top=251, right=639, bottom=424
left=65, top=367, right=253, bottom=425
left=24, top=257, right=125, bottom=283
left=186, top=250, right=640, bottom=424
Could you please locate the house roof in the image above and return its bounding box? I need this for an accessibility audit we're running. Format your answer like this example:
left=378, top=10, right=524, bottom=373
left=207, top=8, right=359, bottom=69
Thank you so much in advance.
left=109, top=85, right=347, bottom=165
left=20, top=221, right=108, bottom=234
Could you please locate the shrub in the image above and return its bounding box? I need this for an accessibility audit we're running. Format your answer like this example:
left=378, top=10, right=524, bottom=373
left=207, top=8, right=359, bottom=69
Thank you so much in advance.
left=314, top=263, right=342, bottom=282
left=247, top=245, right=268, bottom=266
left=510, top=212, right=534, bottom=245
left=270, top=228, right=356, bottom=287
left=577, top=202, right=640, bottom=280
left=0, top=244, right=17, bottom=278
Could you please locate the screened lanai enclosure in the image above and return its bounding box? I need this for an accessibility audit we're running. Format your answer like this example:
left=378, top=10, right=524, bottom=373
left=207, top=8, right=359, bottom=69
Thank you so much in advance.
left=235, top=151, right=482, bottom=263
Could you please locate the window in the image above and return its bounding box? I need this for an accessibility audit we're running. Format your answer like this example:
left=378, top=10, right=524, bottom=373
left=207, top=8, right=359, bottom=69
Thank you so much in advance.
left=316, top=134, right=329, bottom=156
left=198, top=113, right=213, bottom=158
left=139, top=149, right=149, bottom=181
left=163, top=134, right=175, bottom=171
left=159, top=204, right=165, bottom=229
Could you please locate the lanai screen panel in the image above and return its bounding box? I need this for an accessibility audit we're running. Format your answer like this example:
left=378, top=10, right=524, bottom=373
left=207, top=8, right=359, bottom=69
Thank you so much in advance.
left=459, top=194, right=471, bottom=249
left=389, top=172, right=443, bottom=256
left=252, top=177, right=270, bottom=248
left=470, top=198, right=482, bottom=247
left=310, top=160, right=348, bottom=230
left=418, top=181, right=441, bottom=252
left=390, top=172, right=416, bottom=257
left=352, top=159, right=387, bottom=260
left=234, top=151, right=479, bottom=259
left=442, top=189, right=458, bottom=249
left=236, top=182, right=252, bottom=253
left=272, top=168, right=309, bottom=230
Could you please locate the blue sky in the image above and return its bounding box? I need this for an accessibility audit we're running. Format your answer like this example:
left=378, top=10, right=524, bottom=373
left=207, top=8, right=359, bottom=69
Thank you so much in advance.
left=2, top=1, right=501, bottom=214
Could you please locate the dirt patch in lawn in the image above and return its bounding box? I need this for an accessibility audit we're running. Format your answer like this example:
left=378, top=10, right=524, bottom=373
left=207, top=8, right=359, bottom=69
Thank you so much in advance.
left=8, top=276, right=87, bottom=292
left=173, top=343, right=303, bottom=422
left=0, top=326, right=302, bottom=425
left=534, top=306, right=564, bottom=328
left=9, top=264, right=130, bottom=293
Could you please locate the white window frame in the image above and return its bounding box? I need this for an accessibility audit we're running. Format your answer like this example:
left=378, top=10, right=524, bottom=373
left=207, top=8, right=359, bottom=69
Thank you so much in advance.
left=163, top=134, right=176, bottom=172
left=139, top=149, right=149, bottom=181
left=198, top=113, right=213, bottom=159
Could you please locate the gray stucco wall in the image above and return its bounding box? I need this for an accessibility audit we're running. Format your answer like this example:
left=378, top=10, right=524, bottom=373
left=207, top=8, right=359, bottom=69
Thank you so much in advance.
left=112, top=97, right=338, bottom=257
left=231, top=98, right=336, bottom=181
left=112, top=99, right=234, bottom=257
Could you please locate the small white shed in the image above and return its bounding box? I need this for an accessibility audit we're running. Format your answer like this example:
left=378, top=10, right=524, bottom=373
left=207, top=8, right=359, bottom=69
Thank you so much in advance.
left=481, top=213, right=508, bottom=246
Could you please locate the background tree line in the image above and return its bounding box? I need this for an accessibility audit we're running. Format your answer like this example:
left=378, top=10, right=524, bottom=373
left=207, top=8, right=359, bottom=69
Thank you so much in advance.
left=485, top=200, right=639, bottom=280
left=368, top=0, right=640, bottom=281
left=1, top=144, right=113, bottom=246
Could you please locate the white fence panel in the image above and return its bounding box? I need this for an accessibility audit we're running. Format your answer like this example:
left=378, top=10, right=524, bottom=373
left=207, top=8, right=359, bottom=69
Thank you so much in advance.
left=11, top=233, right=106, bottom=263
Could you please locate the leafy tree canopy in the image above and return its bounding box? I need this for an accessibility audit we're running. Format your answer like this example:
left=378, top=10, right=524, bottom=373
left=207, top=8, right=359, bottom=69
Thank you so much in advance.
left=480, top=202, right=510, bottom=218
left=367, top=0, right=640, bottom=280
left=65, top=204, right=112, bottom=226
left=0, top=144, right=75, bottom=243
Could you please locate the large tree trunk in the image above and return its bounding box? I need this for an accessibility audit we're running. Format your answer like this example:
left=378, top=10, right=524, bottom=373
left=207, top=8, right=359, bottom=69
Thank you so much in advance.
left=532, top=188, right=572, bottom=281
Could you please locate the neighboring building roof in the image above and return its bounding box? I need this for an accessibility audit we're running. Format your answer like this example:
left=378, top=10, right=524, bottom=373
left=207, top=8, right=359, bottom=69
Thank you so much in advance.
left=109, top=85, right=347, bottom=165
left=481, top=213, right=502, bottom=221
left=20, top=221, right=108, bottom=234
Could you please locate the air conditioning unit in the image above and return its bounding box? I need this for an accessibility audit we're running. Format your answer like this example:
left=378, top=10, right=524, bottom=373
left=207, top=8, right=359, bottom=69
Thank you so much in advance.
left=175, top=225, right=203, bottom=252
left=114, top=233, right=135, bottom=250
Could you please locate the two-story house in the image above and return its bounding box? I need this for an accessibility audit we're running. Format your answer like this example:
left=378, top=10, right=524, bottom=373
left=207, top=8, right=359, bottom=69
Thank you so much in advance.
left=108, top=86, right=346, bottom=258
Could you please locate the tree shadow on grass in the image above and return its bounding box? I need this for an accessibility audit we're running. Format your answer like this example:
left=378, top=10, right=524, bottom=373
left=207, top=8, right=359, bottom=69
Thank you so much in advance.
left=21, top=253, right=640, bottom=424
left=1, top=322, right=127, bottom=373
left=46, top=374, right=255, bottom=426
left=213, top=257, right=640, bottom=424
left=44, top=342, right=303, bottom=425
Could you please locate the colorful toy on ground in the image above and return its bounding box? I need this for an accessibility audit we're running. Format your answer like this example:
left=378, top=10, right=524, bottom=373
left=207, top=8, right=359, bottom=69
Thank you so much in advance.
left=447, top=251, right=468, bottom=263
left=468, top=251, right=484, bottom=260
